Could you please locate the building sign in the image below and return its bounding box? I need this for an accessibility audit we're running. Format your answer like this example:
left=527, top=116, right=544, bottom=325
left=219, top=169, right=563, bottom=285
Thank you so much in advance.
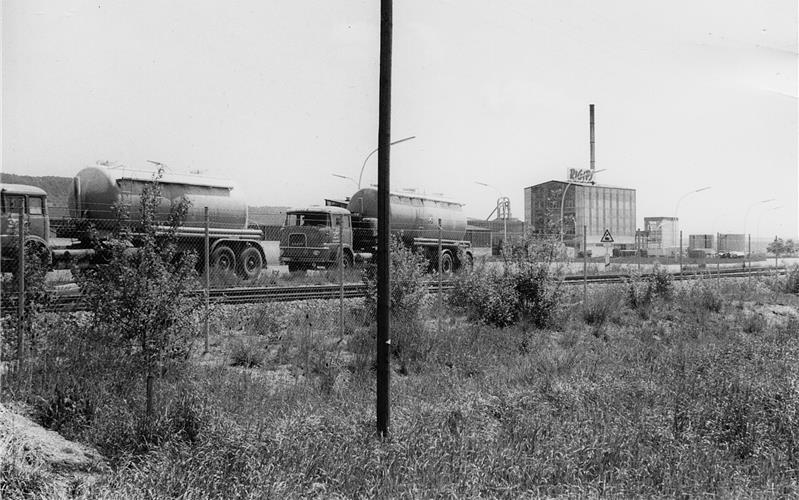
left=568, top=168, right=595, bottom=184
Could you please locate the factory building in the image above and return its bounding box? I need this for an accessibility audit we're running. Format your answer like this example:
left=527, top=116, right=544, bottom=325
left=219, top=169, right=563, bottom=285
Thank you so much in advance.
left=523, top=180, right=636, bottom=252
left=688, top=234, right=715, bottom=256
left=643, top=217, right=679, bottom=257
left=718, top=234, right=746, bottom=253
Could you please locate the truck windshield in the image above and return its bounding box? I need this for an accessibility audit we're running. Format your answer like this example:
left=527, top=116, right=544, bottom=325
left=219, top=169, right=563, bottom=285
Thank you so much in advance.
left=286, top=212, right=330, bottom=227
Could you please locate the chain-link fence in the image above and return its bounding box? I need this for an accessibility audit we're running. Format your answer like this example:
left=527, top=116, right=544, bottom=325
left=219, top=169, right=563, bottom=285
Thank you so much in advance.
left=2, top=194, right=793, bottom=402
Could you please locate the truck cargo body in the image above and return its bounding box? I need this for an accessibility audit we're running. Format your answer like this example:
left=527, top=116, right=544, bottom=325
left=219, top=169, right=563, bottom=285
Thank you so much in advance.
left=1, top=166, right=267, bottom=279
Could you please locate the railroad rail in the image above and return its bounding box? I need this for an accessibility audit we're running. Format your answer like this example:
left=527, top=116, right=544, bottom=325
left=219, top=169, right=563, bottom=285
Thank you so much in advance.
left=1, top=266, right=789, bottom=313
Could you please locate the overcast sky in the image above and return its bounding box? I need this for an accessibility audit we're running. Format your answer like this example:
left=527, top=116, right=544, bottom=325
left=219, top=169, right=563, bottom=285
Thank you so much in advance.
left=3, top=1, right=797, bottom=238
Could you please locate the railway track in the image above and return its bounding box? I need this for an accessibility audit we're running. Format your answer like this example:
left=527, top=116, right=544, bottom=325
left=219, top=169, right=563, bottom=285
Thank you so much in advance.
left=2, top=267, right=788, bottom=313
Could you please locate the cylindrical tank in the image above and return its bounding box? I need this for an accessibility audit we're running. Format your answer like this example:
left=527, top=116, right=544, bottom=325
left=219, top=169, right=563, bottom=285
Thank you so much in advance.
left=347, top=188, right=467, bottom=242
left=69, top=166, right=248, bottom=230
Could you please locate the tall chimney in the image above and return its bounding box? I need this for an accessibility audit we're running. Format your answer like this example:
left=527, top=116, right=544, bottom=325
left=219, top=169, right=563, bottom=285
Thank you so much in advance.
left=589, top=104, right=595, bottom=171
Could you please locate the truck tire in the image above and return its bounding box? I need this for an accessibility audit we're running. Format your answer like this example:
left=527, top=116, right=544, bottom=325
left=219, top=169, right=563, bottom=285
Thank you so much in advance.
left=211, top=245, right=236, bottom=274
left=237, top=246, right=263, bottom=280
left=440, top=251, right=454, bottom=275
left=330, top=251, right=353, bottom=270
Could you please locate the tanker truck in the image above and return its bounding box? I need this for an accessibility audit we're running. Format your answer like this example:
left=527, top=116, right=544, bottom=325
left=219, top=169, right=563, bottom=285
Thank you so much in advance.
left=1, top=165, right=267, bottom=279
left=279, top=188, right=472, bottom=273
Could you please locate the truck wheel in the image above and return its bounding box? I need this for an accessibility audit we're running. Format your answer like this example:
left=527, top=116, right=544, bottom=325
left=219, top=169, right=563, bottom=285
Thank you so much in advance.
left=333, top=251, right=353, bottom=270
left=440, top=252, right=454, bottom=275
left=237, top=247, right=263, bottom=280
left=211, top=246, right=236, bottom=274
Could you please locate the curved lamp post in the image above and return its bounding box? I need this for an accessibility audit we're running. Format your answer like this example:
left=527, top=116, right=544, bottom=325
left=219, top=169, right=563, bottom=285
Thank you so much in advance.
left=559, top=169, right=606, bottom=243
left=674, top=186, right=711, bottom=269
left=331, top=173, right=358, bottom=189
left=357, top=135, right=416, bottom=189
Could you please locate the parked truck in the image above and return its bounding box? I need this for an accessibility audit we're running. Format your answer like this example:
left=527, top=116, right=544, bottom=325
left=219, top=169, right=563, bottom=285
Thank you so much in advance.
left=1, top=165, right=267, bottom=279
left=280, top=188, right=472, bottom=273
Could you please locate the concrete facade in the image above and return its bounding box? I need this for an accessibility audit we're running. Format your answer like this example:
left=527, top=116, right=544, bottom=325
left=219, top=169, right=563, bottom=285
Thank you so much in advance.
left=524, top=180, right=636, bottom=249
left=644, top=217, right=679, bottom=256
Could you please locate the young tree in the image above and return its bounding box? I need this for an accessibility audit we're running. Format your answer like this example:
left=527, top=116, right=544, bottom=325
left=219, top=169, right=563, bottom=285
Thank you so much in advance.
left=75, top=169, right=203, bottom=420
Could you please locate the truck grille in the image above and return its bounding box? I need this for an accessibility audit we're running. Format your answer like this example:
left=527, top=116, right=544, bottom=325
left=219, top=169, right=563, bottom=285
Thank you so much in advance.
left=289, top=233, right=306, bottom=247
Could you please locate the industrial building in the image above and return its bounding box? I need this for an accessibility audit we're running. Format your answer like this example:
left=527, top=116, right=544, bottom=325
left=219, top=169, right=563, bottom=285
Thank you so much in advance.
left=688, top=234, right=715, bottom=256
left=523, top=180, right=636, bottom=252
left=642, top=217, right=679, bottom=257
left=718, top=234, right=746, bottom=253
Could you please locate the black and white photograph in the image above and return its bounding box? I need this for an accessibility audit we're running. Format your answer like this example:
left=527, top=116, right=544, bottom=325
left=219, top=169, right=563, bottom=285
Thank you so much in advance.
left=2, top=1, right=798, bottom=497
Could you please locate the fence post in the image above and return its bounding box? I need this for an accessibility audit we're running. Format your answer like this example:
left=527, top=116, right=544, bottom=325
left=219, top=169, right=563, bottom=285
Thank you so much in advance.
left=582, top=225, right=587, bottom=304
left=747, top=234, right=752, bottom=284
left=339, top=216, right=344, bottom=341
left=204, top=207, right=210, bottom=354
left=438, top=219, right=443, bottom=335
left=636, top=229, right=640, bottom=273
left=716, top=233, right=721, bottom=287
left=17, top=206, right=25, bottom=386
left=679, top=229, right=683, bottom=275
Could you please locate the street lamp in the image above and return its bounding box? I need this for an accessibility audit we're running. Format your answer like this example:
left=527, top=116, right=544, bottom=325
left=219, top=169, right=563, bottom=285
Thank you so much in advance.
left=474, top=181, right=509, bottom=246
left=357, top=135, right=416, bottom=189
left=757, top=206, right=783, bottom=251
left=674, top=186, right=711, bottom=270
left=744, top=198, right=777, bottom=270
left=331, top=173, right=358, bottom=188
left=744, top=198, right=777, bottom=240
left=559, top=169, right=607, bottom=243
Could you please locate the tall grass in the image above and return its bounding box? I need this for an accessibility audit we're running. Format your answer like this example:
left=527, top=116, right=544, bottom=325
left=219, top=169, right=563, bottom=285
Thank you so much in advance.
left=4, top=270, right=799, bottom=497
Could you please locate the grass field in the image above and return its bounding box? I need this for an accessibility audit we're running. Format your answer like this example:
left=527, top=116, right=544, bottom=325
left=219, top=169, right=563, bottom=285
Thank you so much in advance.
left=3, top=269, right=799, bottom=498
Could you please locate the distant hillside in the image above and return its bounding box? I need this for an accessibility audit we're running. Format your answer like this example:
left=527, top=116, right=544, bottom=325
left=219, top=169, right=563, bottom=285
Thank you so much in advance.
left=248, top=206, right=288, bottom=227
left=1, top=173, right=73, bottom=217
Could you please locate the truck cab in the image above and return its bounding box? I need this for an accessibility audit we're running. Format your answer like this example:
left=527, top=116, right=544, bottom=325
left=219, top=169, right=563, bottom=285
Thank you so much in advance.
left=1, top=183, right=51, bottom=272
left=279, top=206, right=353, bottom=272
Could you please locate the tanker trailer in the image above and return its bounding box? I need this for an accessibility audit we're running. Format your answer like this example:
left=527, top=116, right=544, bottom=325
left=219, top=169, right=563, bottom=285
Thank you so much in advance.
left=347, top=188, right=472, bottom=273
left=68, top=165, right=267, bottom=279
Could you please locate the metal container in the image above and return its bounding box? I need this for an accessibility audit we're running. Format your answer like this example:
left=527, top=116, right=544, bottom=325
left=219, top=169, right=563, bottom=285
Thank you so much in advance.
left=347, top=188, right=467, bottom=244
left=69, top=166, right=248, bottom=230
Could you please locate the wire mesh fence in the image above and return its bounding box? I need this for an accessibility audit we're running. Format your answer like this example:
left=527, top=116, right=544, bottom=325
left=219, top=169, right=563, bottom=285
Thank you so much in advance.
left=2, top=194, right=793, bottom=402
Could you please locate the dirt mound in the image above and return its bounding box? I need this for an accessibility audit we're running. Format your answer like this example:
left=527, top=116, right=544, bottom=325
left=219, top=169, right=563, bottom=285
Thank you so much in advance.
left=0, top=403, right=106, bottom=496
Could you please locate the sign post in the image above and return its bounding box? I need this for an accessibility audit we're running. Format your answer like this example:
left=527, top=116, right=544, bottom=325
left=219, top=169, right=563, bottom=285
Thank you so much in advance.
left=600, top=229, right=614, bottom=270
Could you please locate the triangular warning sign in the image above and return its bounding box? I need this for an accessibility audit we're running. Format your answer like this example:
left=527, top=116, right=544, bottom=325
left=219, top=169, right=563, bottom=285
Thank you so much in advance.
left=600, top=229, right=614, bottom=243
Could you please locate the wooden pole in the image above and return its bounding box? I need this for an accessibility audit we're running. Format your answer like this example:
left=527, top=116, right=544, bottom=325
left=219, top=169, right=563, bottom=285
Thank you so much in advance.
left=376, top=0, right=393, bottom=438
left=204, top=207, right=210, bottom=354
left=339, top=216, right=344, bottom=340
left=438, top=219, right=442, bottom=336
left=17, top=206, right=25, bottom=385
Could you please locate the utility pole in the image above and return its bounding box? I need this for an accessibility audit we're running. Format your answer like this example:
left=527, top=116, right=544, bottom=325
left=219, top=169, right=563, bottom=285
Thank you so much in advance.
left=376, top=0, right=393, bottom=438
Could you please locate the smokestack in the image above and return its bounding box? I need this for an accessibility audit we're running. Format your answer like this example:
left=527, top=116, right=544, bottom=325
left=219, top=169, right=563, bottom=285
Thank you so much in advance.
left=589, top=104, right=595, bottom=171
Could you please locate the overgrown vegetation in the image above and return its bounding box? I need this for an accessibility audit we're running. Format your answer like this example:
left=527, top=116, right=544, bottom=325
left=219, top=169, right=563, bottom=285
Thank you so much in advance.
left=449, top=229, right=564, bottom=328
left=4, top=214, right=799, bottom=497
left=2, top=169, right=205, bottom=459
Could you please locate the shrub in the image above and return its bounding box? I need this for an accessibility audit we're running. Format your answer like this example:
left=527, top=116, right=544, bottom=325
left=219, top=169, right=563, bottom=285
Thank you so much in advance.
left=229, top=338, right=268, bottom=368
left=784, top=265, right=799, bottom=294
left=512, top=262, right=564, bottom=329
left=363, top=235, right=429, bottom=323
left=582, top=286, right=623, bottom=327
left=449, top=266, right=519, bottom=328
left=626, top=265, right=674, bottom=312
left=683, top=277, right=724, bottom=313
